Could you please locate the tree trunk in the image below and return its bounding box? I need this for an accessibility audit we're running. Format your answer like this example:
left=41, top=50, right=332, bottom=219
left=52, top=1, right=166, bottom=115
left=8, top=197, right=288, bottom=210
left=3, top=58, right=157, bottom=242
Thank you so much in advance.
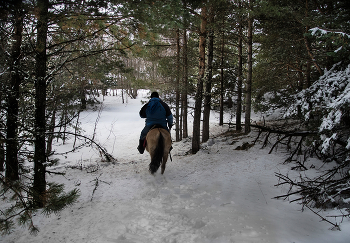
left=219, top=18, right=225, bottom=126
left=175, top=29, right=181, bottom=141
left=202, top=27, right=214, bottom=143
left=182, top=28, right=188, bottom=139
left=306, top=60, right=311, bottom=88
left=236, top=13, right=243, bottom=131
left=33, top=0, right=49, bottom=208
left=244, top=5, right=253, bottom=134
left=5, top=0, right=23, bottom=181
left=46, top=109, right=56, bottom=156
left=80, top=88, right=87, bottom=110
left=192, top=6, right=207, bottom=154
left=303, top=2, right=322, bottom=76
left=0, top=139, right=4, bottom=172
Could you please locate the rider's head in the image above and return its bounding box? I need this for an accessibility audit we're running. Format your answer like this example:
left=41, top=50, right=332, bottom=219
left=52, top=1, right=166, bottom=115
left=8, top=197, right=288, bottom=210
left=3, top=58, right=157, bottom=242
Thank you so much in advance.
left=151, top=92, right=159, bottom=98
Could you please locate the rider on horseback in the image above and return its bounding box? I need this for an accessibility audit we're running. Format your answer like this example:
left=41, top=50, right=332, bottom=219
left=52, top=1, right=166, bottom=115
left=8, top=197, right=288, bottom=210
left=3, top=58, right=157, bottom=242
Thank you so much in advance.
left=138, top=91, right=173, bottom=154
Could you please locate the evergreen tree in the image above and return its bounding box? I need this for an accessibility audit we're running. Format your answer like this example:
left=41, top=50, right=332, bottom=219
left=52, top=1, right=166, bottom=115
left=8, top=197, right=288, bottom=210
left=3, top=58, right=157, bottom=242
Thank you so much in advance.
left=254, top=0, right=350, bottom=113
left=192, top=5, right=207, bottom=154
left=245, top=0, right=253, bottom=134
left=33, top=0, right=49, bottom=208
left=0, top=0, right=142, bottom=234
left=4, top=0, right=24, bottom=182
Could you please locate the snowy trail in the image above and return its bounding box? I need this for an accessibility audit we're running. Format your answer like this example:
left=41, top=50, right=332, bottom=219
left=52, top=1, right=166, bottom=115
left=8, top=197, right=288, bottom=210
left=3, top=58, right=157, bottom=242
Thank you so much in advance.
left=2, top=90, right=349, bottom=243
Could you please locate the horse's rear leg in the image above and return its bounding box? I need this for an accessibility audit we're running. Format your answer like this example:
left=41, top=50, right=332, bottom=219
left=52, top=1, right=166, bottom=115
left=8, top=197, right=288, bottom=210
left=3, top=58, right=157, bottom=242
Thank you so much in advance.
left=160, top=154, right=169, bottom=174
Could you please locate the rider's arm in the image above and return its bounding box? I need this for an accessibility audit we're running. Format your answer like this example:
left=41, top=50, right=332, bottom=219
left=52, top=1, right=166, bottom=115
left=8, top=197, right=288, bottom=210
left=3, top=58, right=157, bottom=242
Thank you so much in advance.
left=167, top=114, right=173, bottom=129
left=139, top=103, right=148, bottom=118
left=160, top=100, right=173, bottom=129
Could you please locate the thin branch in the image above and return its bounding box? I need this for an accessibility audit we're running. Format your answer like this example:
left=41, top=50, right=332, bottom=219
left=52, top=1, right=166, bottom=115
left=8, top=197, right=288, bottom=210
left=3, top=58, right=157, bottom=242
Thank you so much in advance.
left=46, top=131, right=115, bottom=162
left=305, top=205, right=340, bottom=230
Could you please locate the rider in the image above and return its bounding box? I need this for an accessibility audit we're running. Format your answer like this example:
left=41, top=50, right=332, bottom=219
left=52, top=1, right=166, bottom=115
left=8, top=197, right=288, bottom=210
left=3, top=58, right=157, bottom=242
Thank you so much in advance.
left=137, top=91, right=173, bottom=154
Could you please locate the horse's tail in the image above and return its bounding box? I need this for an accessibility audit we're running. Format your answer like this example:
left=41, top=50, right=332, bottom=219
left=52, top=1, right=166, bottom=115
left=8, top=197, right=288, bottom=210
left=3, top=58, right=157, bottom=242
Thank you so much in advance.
left=149, top=130, right=164, bottom=174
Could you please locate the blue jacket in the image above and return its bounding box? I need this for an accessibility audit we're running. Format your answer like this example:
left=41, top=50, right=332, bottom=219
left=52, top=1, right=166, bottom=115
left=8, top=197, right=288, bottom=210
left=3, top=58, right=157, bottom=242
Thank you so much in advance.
left=140, top=98, right=173, bottom=129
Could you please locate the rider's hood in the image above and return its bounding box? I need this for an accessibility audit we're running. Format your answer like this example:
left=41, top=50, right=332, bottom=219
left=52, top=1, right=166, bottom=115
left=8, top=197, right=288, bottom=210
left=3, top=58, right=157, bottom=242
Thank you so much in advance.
left=147, top=98, right=161, bottom=114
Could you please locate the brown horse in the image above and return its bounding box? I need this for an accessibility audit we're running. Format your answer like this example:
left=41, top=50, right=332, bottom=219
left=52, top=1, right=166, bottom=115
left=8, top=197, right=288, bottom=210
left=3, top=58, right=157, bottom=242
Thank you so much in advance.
left=145, top=128, right=172, bottom=174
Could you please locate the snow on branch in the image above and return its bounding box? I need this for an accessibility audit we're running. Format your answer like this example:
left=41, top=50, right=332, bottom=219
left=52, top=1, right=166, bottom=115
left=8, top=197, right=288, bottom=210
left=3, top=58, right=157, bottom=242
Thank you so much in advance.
left=310, top=27, right=350, bottom=39
left=272, top=62, right=350, bottom=228
left=285, top=63, right=350, bottom=153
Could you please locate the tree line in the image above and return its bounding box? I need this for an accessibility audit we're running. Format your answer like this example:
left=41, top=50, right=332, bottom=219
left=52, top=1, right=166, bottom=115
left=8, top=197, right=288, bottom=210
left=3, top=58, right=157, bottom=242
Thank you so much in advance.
left=0, top=0, right=149, bottom=233
left=1, top=0, right=349, bottom=234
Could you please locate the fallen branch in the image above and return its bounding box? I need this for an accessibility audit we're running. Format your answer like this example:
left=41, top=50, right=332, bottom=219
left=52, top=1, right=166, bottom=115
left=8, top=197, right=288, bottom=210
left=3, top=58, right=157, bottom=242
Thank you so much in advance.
left=46, top=131, right=115, bottom=162
left=46, top=170, right=66, bottom=176
left=90, top=174, right=111, bottom=201
left=305, top=204, right=340, bottom=231
left=250, top=122, right=350, bottom=229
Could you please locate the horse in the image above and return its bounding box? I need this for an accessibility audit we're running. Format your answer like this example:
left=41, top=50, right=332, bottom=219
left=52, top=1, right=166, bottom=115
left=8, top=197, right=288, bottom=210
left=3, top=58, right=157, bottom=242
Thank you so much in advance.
left=145, top=127, right=172, bottom=174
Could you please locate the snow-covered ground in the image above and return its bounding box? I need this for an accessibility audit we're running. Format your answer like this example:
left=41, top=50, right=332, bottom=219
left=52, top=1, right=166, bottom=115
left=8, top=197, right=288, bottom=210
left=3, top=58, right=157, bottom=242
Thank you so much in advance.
left=2, top=90, right=349, bottom=243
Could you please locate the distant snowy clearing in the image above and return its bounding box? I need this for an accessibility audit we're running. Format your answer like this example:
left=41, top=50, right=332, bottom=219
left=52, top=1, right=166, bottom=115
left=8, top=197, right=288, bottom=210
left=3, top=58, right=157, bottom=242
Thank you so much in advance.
left=2, top=90, right=349, bottom=243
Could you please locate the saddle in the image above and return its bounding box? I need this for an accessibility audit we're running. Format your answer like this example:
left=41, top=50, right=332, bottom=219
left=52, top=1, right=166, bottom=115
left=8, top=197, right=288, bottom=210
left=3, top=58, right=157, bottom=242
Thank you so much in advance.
left=150, top=124, right=164, bottom=130
left=143, top=124, right=170, bottom=148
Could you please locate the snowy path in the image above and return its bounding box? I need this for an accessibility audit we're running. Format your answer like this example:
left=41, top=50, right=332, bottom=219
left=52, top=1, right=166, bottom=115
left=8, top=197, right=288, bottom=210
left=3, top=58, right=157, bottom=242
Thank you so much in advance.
left=2, top=91, right=349, bottom=243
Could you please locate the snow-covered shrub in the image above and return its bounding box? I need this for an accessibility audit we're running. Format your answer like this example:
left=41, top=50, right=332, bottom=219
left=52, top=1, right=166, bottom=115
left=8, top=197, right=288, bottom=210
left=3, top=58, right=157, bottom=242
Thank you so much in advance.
left=285, top=63, right=350, bottom=154
left=282, top=63, right=350, bottom=211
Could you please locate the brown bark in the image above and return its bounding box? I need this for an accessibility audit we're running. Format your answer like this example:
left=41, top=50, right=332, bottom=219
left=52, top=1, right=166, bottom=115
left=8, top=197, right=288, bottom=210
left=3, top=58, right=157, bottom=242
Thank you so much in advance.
left=303, top=36, right=323, bottom=76
left=236, top=13, right=243, bottom=131
left=202, top=26, right=214, bottom=143
left=175, top=29, right=181, bottom=141
left=304, top=0, right=322, bottom=76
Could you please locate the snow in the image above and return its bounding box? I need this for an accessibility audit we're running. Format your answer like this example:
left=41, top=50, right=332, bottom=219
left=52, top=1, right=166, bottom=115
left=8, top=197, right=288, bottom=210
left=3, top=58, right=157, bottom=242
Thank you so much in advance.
left=1, top=90, right=350, bottom=243
left=284, top=63, right=350, bottom=151
left=310, top=27, right=350, bottom=39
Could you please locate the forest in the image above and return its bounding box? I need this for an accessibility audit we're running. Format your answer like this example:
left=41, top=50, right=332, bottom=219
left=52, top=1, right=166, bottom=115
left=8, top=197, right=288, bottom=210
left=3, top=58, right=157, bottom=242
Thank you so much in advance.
left=1, top=0, right=350, bottom=235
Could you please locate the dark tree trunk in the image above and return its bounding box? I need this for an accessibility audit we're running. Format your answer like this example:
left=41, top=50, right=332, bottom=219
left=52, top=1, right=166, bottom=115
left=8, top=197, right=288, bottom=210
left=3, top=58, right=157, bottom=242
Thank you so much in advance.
left=182, top=28, right=188, bottom=139
left=33, top=0, right=49, bottom=208
left=236, top=14, right=243, bottom=131
left=0, top=139, right=4, bottom=172
left=244, top=5, right=253, bottom=134
left=175, top=29, right=181, bottom=141
left=202, top=27, right=214, bottom=143
left=80, top=88, right=87, bottom=110
left=192, top=6, right=207, bottom=154
left=5, top=0, right=23, bottom=181
left=219, top=18, right=225, bottom=126
left=46, top=109, right=56, bottom=156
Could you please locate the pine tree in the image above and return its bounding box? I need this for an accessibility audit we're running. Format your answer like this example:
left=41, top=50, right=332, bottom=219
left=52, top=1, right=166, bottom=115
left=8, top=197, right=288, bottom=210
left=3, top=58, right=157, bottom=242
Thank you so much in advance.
left=1, top=0, right=142, bottom=234
left=202, top=11, right=214, bottom=143
left=244, top=0, right=253, bottom=134
left=5, top=0, right=24, bottom=182
left=192, top=5, right=207, bottom=154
